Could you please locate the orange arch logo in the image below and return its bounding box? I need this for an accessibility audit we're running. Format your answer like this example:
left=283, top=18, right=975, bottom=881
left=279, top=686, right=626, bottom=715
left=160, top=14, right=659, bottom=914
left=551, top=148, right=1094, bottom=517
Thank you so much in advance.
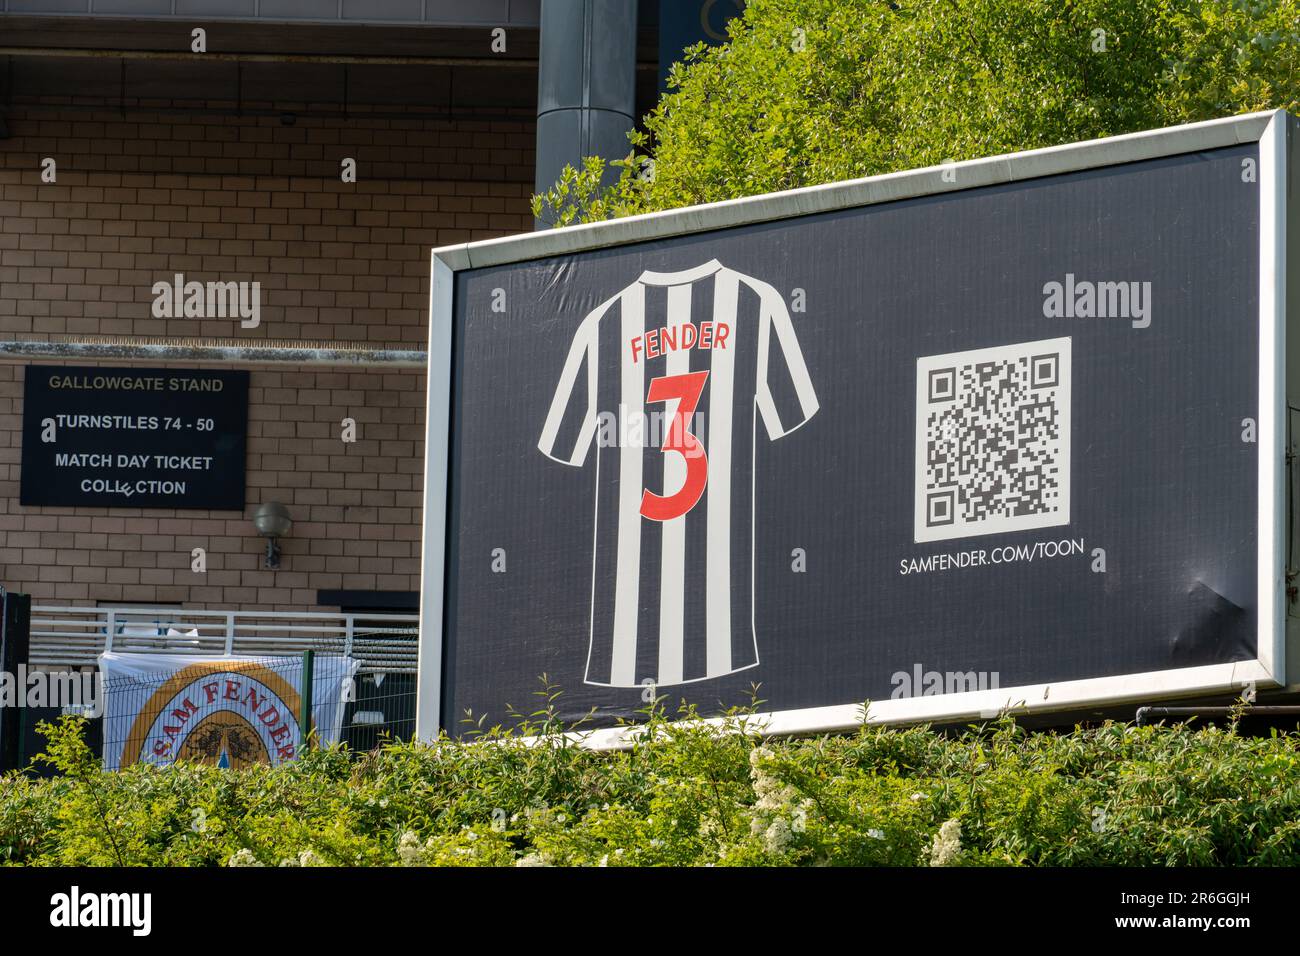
left=121, top=660, right=314, bottom=769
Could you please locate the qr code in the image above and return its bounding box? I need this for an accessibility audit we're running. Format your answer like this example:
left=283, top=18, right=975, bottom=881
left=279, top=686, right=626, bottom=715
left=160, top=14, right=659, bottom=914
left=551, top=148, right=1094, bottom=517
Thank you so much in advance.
left=914, top=337, right=1071, bottom=543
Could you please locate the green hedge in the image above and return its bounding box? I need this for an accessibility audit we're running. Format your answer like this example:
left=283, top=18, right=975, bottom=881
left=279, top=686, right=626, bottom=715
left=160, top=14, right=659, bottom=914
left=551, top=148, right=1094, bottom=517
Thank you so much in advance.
left=4, top=704, right=1300, bottom=866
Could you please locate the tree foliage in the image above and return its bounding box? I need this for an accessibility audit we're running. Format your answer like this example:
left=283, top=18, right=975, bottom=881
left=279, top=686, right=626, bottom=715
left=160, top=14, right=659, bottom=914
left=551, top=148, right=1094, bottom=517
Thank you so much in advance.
left=533, top=0, right=1300, bottom=226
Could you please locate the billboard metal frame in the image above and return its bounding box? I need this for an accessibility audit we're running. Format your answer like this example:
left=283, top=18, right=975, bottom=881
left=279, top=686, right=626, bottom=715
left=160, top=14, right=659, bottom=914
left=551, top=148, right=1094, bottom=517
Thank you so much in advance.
left=418, top=109, right=1293, bottom=746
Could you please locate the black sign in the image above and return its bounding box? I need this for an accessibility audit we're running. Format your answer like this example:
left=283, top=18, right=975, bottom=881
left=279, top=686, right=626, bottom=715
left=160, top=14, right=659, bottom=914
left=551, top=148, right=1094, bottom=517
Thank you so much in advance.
left=21, top=366, right=249, bottom=509
left=440, top=139, right=1267, bottom=729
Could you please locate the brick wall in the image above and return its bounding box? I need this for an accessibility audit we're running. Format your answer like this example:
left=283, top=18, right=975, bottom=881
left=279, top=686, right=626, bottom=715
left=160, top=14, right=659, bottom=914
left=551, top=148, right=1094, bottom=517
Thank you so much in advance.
left=0, top=99, right=534, bottom=609
left=0, top=100, right=534, bottom=346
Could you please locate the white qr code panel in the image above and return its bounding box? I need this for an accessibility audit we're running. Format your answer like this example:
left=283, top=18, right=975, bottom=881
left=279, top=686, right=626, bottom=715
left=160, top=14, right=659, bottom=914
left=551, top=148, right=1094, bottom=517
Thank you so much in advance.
left=914, top=337, right=1071, bottom=543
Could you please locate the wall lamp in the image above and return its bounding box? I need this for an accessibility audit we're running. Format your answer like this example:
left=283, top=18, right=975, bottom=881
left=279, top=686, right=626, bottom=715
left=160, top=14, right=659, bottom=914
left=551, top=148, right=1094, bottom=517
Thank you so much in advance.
left=252, top=502, right=292, bottom=570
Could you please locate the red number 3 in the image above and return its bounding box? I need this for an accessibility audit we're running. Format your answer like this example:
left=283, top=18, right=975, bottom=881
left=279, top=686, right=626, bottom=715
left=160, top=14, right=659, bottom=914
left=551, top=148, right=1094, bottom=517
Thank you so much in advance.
left=640, top=370, right=709, bottom=522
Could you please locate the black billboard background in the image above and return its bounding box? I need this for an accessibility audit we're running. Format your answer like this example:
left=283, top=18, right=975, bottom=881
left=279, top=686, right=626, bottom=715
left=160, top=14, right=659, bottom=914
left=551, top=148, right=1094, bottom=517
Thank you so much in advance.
left=21, top=365, right=250, bottom=510
left=444, top=144, right=1260, bottom=729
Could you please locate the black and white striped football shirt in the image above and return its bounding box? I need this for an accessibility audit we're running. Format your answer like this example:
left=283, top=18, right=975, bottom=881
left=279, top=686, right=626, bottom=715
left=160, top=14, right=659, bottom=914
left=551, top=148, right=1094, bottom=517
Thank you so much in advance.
left=539, top=259, right=818, bottom=688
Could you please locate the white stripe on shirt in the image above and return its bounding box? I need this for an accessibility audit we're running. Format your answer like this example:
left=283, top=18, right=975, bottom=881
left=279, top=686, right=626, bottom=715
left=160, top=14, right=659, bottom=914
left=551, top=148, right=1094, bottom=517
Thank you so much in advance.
left=611, top=283, right=646, bottom=687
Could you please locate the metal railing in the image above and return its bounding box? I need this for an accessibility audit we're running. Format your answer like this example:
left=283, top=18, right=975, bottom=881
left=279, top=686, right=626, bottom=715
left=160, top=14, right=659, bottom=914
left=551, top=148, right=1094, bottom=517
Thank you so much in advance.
left=28, top=605, right=419, bottom=675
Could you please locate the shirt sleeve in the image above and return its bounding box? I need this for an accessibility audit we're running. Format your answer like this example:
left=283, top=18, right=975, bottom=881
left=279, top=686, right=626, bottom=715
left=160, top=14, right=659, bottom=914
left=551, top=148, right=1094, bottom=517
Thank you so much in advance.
left=537, top=296, right=613, bottom=466
left=753, top=278, right=820, bottom=439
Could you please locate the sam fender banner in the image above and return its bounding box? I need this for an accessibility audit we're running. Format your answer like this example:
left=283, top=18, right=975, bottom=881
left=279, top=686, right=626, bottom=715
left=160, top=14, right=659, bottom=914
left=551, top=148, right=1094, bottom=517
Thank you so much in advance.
left=99, top=653, right=359, bottom=771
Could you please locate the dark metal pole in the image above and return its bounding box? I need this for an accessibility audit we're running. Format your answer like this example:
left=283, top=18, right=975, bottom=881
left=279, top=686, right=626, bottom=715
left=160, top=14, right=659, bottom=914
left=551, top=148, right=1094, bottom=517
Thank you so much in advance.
left=535, top=0, right=639, bottom=227
left=1136, top=705, right=1300, bottom=726
left=299, top=649, right=315, bottom=754
left=0, top=592, right=31, bottom=773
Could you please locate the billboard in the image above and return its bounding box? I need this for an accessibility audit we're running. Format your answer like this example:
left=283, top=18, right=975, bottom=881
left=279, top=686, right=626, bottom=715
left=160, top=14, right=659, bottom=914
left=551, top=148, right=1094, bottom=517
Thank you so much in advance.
left=419, top=110, right=1296, bottom=744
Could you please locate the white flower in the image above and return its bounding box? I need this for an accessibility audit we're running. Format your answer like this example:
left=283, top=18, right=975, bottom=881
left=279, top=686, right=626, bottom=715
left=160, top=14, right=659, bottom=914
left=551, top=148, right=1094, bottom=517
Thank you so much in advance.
left=928, top=819, right=962, bottom=867
left=761, top=816, right=793, bottom=854
left=515, top=852, right=551, bottom=867
left=226, top=848, right=263, bottom=867
left=750, top=747, right=799, bottom=812
left=867, top=829, right=885, bottom=840
left=747, top=746, right=806, bottom=854
left=277, top=849, right=325, bottom=868
left=397, top=831, right=425, bottom=866
left=597, top=854, right=609, bottom=867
